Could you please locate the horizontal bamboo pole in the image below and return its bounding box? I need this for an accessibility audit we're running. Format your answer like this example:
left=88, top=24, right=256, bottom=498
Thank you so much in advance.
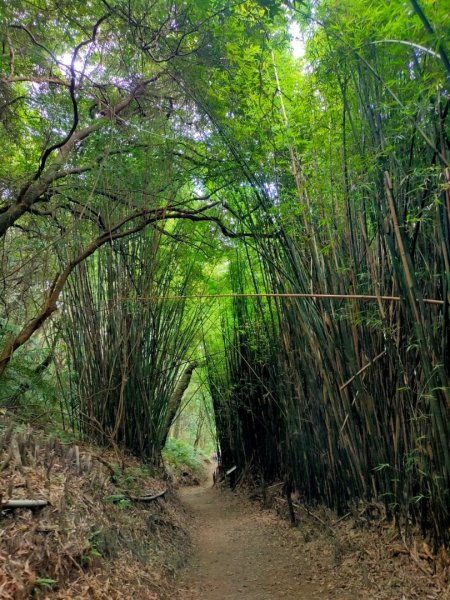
left=115, top=293, right=445, bottom=305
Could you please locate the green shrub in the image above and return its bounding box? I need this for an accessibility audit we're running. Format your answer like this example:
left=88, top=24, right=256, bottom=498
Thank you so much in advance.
left=163, top=438, right=207, bottom=479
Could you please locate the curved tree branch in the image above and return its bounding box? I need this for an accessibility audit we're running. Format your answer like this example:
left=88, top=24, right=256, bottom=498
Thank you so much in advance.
left=0, top=74, right=163, bottom=239
left=35, top=12, right=111, bottom=179
left=0, top=204, right=263, bottom=376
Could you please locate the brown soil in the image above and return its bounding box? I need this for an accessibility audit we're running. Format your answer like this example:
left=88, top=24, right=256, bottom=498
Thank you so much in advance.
left=175, top=476, right=449, bottom=600
left=176, top=483, right=323, bottom=600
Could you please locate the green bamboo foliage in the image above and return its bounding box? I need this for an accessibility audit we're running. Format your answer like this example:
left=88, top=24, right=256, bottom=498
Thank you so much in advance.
left=63, top=229, right=203, bottom=463
left=205, top=266, right=286, bottom=481
left=206, top=8, right=450, bottom=546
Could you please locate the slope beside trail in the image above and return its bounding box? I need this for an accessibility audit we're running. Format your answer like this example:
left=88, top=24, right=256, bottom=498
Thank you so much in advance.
left=175, top=477, right=352, bottom=600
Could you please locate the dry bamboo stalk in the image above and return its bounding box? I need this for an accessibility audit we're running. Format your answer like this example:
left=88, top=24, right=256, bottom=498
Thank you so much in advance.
left=339, top=350, right=387, bottom=391
left=118, top=292, right=444, bottom=305
left=384, top=171, right=423, bottom=325
left=130, top=489, right=167, bottom=502
left=1, top=499, right=49, bottom=510
left=108, top=489, right=167, bottom=503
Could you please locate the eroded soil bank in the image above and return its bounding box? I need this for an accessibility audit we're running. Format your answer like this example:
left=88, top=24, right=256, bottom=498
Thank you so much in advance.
left=0, top=425, right=190, bottom=600
left=175, top=480, right=448, bottom=600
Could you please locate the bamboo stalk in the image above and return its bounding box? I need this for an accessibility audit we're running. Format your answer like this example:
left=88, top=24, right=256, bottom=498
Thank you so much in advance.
left=114, top=293, right=444, bottom=305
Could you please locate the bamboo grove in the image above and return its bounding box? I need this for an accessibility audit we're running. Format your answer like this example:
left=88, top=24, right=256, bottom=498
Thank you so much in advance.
left=1, top=0, right=449, bottom=545
left=203, top=0, right=450, bottom=545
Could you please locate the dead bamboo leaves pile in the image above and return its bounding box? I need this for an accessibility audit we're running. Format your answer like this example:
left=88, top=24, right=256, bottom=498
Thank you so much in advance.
left=0, top=419, right=188, bottom=599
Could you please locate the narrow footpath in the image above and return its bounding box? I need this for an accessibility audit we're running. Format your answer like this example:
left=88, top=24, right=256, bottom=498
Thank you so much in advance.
left=174, top=476, right=444, bottom=600
left=175, top=479, right=353, bottom=600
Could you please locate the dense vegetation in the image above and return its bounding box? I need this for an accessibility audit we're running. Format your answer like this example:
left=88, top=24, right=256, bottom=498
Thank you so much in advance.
left=1, top=0, right=449, bottom=546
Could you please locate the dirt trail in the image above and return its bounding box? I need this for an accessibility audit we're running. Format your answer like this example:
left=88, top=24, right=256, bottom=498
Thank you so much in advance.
left=175, top=477, right=354, bottom=600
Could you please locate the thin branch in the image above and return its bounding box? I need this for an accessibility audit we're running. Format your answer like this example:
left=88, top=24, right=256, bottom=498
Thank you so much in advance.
left=35, top=13, right=111, bottom=178
left=9, top=24, right=59, bottom=63
left=2, top=76, right=70, bottom=87
left=409, top=0, right=450, bottom=76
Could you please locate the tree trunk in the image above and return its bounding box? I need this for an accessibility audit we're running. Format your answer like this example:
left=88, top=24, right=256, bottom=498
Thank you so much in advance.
left=162, top=361, right=198, bottom=447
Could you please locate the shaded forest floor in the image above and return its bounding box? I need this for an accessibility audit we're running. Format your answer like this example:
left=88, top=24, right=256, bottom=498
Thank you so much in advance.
left=1, top=421, right=449, bottom=599
left=175, top=475, right=449, bottom=600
